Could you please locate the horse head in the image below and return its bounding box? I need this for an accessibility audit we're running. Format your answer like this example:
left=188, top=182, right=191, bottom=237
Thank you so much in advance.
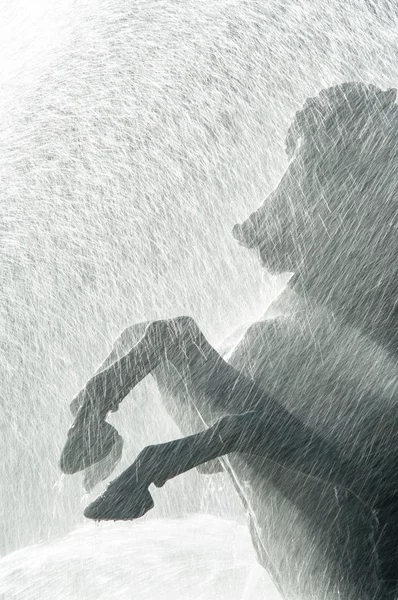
left=234, top=82, right=398, bottom=355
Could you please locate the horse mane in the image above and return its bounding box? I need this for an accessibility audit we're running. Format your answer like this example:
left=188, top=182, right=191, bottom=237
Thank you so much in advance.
left=285, top=82, right=397, bottom=160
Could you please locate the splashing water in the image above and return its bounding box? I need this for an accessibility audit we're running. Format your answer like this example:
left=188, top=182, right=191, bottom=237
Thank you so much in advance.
left=0, top=515, right=279, bottom=600
left=1, top=0, right=398, bottom=597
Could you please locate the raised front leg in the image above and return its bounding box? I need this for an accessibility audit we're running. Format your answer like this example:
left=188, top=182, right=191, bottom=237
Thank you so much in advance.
left=84, top=408, right=358, bottom=521
left=61, top=316, right=358, bottom=502
left=75, top=320, right=222, bottom=491
left=83, top=412, right=260, bottom=520
left=60, top=316, right=251, bottom=476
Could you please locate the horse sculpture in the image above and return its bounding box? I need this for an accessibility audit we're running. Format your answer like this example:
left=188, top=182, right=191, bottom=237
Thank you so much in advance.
left=60, top=82, right=398, bottom=600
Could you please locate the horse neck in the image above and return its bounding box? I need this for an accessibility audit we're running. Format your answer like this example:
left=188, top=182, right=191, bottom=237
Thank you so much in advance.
left=287, top=276, right=398, bottom=360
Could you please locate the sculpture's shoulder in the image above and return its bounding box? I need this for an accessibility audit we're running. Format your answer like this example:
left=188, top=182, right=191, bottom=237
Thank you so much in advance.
left=226, top=306, right=397, bottom=415
left=226, top=316, right=294, bottom=380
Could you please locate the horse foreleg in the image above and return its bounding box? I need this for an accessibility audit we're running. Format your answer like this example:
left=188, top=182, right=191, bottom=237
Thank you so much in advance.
left=102, top=323, right=225, bottom=475
left=76, top=319, right=222, bottom=490
left=69, top=321, right=151, bottom=417
left=61, top=316, right=356, bottom=499
left=83, top=411, right=255, bottom=520
left=61, top=316, right=246, bottom=475
left=83, top=409, right=357, bottom=521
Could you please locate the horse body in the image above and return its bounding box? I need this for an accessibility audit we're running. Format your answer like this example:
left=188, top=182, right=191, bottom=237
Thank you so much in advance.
left=228, top=82, right=398, bottom=596
left=225, top=296, right=395, bottom=599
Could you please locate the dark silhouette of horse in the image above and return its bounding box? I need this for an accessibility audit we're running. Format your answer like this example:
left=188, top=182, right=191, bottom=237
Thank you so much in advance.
left=61, top=82, right=398, bottom=600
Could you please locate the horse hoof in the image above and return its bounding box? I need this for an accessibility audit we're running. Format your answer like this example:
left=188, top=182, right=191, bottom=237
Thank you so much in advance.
left=84, top=482, right=154, bottom=521
left=70, top=394, right=120, bottom=417
left=60, top=421, right=121, bottom=474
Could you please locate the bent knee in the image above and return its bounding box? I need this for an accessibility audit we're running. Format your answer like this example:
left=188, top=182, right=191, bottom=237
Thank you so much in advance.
left=146, top=316, right=198, bottom=339
left=118, top=324, right=148, bottom=351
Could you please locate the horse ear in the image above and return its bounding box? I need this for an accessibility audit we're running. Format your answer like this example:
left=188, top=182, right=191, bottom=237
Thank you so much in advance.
left=384, top=88, right=397, bottom=104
